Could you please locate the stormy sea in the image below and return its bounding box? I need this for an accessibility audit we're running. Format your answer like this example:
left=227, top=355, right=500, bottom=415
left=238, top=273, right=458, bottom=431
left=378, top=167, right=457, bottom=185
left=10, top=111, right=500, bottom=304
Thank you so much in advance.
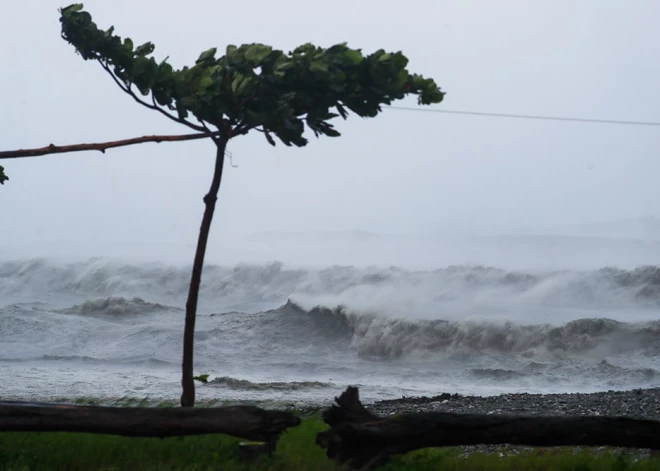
left=2, top=233, right=660, bottom=407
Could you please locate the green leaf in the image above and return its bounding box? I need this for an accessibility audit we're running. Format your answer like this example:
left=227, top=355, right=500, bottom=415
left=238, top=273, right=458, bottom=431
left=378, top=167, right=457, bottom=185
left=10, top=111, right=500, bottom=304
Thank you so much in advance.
left=274, top=59, right=291, bottom=70
left=264, top=130, right=276, bottom=146
left=227, top=46, right=245, bottom=64
left=322, top=127, right=340, bottom=137
left=153, top=89, right=171, bottom=106
left=196, top=47, right=217, bottom=64
left=0, top=165, right=8, bottom=185
left=179, top=96, right=198, bottom=109
left=236, top=76, right=253, bottom=94
left=131, top=56, right=158, bottom=93
left=132, top=56, right=148, bottom=76
left=245, top=110, right=267, bottom=125
left=292, top=43, right=316, bottom=56
left=123, top=38, right=133, bottom=53
left=273, top=60, right=293, bottom=76
left=244, top=44, right=272, bottom=67
left=309, top=61, right=328, bottom=73
left=60, top=4, right=84, bottom=14
left=157, top=61, right=173, bottom=80
left=193, top=374, right=210, bottom=384
left=343, top=48, right=363, bottom=65
left=336, top=102, right=348, bottom=119
left=231, top=75, right=244, bottom=93
left=198, top=75, right=214, bottom=91
left=175, top=101, right=189, bottom=119
left=390, top=52, right=409, bottom=68
left=392, top=69, right=408, bottom=88
left=134, top=42, right=154, bottom=57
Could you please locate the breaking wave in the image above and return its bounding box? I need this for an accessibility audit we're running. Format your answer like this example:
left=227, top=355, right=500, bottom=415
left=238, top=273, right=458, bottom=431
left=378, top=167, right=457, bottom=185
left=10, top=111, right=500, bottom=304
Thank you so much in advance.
left=207, top=376, right=333, bottom=391
left=258, top=301, right=660, bottom=361
left=2, top=259, right=660, bottom=314
left=55, top=297, right=181, bottom=316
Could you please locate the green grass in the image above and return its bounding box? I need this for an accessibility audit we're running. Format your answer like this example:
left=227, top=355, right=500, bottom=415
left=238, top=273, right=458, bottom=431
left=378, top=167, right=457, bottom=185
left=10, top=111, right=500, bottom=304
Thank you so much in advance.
left=0, top=415, right=658, bottom=470
left=43, top=396, right=228, bottom=408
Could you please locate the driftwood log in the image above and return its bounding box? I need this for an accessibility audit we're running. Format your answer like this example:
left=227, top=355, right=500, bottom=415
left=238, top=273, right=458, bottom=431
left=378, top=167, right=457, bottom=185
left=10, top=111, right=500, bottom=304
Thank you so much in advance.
left=0, top=401, right=300, bottom=454
left=317, top=387, right=660, bottom=470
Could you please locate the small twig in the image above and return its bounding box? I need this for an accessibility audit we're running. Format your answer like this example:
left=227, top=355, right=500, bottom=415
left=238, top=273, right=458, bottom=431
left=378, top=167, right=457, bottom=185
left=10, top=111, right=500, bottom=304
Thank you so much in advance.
left=197, top=118, right=212, bottom=133
left=0, top=132, right=219, bottom=159
left=98, top=59, right=131, bottom=94
left=151, top=93, right=186, bottom=125
left=227, top=151, right=238, bottom=168
left=196, top=119, right=223, bottom=146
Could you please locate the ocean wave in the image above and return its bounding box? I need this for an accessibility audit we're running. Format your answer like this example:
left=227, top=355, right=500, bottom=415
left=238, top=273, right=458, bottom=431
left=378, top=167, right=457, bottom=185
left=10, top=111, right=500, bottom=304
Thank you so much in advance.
left=271, top=301, right=660, bottom=360
left=55, top=297, right=181, bottom=316
left=207, top=376, right=334, bottom=391
left=471, top=361, right=660, bottom=384
left=2, top=293, right=658, bottom=364
left=0, top=355, right=174, bottom=368
left=2, top=293, right=659, bottom=397
left=2, top=259, right=660, bottom=313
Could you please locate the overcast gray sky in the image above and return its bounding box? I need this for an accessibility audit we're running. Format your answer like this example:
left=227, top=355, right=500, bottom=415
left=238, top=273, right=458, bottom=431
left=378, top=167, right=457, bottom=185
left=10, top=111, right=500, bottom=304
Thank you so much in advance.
left=2, top=0, right=660, bottom=266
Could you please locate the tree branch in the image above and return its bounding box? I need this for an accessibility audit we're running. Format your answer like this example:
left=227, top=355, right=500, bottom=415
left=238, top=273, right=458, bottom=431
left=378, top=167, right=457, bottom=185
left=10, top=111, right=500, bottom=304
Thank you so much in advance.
left=233, top=122, right=253, bottom=136
left=97, top=60, right=207, bottom=133
left=196, top=118, right=222, bottom=146
left=0, top=132, right=218, bottom=159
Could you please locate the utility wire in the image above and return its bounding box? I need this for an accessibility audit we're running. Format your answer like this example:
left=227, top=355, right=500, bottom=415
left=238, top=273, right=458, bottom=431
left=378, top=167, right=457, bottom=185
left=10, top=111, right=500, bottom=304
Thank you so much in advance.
left=386, top=106, right=660, bottom=127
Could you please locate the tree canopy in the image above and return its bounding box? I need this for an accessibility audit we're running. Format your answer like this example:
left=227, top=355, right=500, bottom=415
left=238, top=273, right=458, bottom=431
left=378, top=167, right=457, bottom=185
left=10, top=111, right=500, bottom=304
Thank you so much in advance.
left=59, top=3, right=444, bottom=146
left=1, top=5, right=445, bottom=183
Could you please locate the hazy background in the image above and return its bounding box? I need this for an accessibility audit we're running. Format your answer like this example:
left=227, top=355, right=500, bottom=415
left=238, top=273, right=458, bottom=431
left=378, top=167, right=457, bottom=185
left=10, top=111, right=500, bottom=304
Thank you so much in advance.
left=2, top=0, right=659, bottom=268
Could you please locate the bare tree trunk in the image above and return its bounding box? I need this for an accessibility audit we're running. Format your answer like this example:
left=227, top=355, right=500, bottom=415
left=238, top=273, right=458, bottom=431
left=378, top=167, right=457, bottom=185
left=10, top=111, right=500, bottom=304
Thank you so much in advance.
left=317, top=387, right=660, bottom=470
left=0, top=401, right=300, bottom=449
left=181, top=138, right=228, bottom=408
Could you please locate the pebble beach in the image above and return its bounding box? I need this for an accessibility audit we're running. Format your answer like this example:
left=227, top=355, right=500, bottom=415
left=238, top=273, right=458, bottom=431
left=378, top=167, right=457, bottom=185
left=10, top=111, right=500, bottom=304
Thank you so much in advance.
left=365, top=387, right=660, bottom=459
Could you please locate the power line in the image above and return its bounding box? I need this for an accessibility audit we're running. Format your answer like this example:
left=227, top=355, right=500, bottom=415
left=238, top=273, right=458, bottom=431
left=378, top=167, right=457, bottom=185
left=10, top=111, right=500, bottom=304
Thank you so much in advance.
left=386, top=106, right=660, bottom=127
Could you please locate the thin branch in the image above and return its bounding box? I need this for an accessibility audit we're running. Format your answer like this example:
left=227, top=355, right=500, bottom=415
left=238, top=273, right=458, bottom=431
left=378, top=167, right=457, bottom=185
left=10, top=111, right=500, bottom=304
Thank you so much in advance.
left=150, top=93, right=200, bottom=132
left=97, top=60, right=207, bottom=133
left=97, top=59, right=131, bottom=94
left=0, top=132, right=218, bottom=160
left=152, top=93, right=174, bottom=119
left=196, top=118, right=221, bottom=145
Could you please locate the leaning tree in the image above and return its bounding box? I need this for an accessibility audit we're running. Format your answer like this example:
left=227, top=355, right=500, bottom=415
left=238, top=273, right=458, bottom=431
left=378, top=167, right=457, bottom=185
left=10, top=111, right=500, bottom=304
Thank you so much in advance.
left=0, top=4, right=444, bottom=407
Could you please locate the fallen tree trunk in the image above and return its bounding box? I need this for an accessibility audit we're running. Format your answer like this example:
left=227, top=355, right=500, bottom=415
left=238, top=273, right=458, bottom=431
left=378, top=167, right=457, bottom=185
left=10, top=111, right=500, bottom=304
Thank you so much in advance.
left=0, top=401, right=300, bottom=452
left=316, top=387, right=660, bottom=470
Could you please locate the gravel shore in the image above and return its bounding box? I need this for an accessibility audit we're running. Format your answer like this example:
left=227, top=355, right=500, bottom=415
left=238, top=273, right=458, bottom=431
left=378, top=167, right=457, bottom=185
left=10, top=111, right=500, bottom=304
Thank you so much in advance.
left=365, top=388, right=660, bottom=459
left=370, top=387, right=660, bottom=418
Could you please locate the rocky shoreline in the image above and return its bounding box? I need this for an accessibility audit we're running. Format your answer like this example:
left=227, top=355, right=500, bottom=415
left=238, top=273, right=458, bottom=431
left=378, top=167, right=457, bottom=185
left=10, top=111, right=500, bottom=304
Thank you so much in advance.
left=369, top=387, right=660, bottom=419
left=362, top=387, right=660, bottom=459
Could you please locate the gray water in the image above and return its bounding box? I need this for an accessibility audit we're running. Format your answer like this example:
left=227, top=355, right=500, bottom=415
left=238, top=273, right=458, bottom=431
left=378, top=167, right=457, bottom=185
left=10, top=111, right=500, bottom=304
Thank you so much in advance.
left=1, top=256, right=660, bottom=406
